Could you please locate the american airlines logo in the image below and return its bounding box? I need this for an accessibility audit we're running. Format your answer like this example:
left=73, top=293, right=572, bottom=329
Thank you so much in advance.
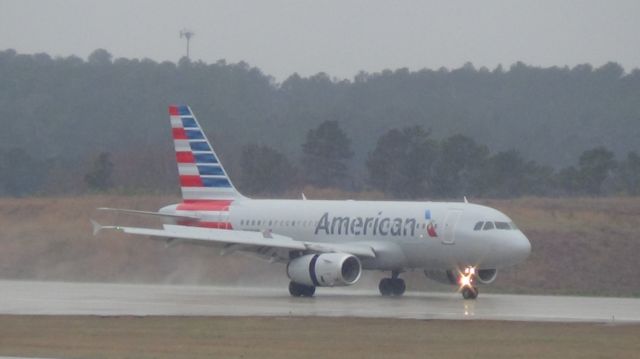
left=314, top=212, right=418, bottom=237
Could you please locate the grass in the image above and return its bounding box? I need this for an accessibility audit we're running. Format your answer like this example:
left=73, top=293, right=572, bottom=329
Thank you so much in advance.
left=0, top=316, right=638, bottom=359
left=1, top=195, right=640, bottom=296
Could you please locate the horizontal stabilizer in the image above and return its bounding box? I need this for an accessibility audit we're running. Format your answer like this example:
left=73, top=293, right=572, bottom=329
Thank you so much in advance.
left=97, top=207, right=200, bottom=221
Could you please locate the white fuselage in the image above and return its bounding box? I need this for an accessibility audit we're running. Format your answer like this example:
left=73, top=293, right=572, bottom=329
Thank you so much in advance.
left=162, top=199, right=531, bottom=272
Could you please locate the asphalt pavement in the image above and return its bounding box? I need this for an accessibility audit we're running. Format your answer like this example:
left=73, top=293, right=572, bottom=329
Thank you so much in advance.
left=1, top=280, right=639, bottom=323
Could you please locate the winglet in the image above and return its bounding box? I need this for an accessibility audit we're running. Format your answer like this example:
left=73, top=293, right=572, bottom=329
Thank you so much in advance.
left=90, top=220, right=121, bottom=236
left=90, top=219, right=103, bottom=236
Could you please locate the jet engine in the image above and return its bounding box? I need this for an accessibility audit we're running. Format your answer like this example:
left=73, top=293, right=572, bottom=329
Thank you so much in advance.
left=287, top=253, right=362, bottom=287
left=475, top=268, right=498, bottom=284
left=423, top=268, right=498, bottom=285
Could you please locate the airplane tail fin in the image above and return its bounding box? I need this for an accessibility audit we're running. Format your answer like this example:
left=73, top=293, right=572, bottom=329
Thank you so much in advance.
left=168, top=105, right=244, bottom=202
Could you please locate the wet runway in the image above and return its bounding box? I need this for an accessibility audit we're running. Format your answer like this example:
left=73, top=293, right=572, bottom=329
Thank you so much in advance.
left=1, top=280, right=639, bottom=323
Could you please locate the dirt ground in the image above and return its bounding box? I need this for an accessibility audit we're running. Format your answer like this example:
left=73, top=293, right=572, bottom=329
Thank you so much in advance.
left=0, top=316, right=638, bottom=359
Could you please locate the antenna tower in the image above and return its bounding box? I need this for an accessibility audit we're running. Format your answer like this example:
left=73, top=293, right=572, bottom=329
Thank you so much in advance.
left=179, top=29, right=195, bottom=59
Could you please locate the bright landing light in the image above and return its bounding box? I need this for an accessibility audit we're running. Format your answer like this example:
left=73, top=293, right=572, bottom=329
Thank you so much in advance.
left=458, top=266, right=476, bottom=289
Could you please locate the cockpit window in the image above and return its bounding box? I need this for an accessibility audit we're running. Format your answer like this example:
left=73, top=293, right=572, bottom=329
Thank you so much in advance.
left=482, top=221, right=494, bottom=230
left=495, top=221, right=511, bottom=230
left=473, top=221, right=484, bottom=231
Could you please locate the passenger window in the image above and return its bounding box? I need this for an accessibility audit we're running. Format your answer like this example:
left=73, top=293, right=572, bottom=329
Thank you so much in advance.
left=240, top=220, right=244, bottom=225
left=268, top=220, right=272, bottom=226
left=257, top=220, right=261, bottom=226
left=473, top=221, right=484, bottom=231
left=483, top=221, right=494, bottom=230
left=495, top=221, right=511, bottom=230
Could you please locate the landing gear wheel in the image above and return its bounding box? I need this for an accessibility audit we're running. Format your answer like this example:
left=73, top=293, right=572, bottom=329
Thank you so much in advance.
left=391, top=278, right=406, bottom=296
left=289, top=281, right=302, bottom=297
left=302, top=285, right=316, bottom=297
left=379, top=278, right=393, bottom=296
left=461, top=286, right=478, bottom=300
left=289, top=281, right=316, bottom=297
left=379, top=278, right=406, bottom=296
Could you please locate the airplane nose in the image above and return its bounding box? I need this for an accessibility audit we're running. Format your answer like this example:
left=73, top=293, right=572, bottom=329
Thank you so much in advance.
left=514, top=231, right=531, bottom=261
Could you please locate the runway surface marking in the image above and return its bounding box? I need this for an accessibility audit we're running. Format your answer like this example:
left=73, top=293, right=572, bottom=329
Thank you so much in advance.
left=1, top=281, right=639, bottom=323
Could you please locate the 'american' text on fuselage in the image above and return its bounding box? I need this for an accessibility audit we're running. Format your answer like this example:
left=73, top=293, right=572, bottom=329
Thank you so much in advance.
left=314, top=212, right=418, bottom=237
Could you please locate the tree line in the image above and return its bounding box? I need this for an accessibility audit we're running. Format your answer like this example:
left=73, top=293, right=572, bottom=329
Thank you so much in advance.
left=1, top=112, right=638, bottom=199
left=236, top=121, right=640, bottom=198
left=1, top=48, right=639, bottom=198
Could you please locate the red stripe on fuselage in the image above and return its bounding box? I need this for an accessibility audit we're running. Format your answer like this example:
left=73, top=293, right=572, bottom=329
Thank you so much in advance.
left=177, top=199, right=233, bottom=211
left=169, top=106, right=179, bottom=115
left=176, top=151, right=195, bottom=163
left=177, top=220, right=233, bottom=229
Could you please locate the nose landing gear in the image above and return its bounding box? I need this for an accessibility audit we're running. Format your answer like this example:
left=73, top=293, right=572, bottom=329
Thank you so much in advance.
left=461, top=285, right=478, bottom=300
left=378, top=270, right=406, bottom=296
left=459, top=266, right=479, bottom=300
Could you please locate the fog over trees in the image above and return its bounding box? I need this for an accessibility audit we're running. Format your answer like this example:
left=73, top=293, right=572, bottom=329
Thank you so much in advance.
left=1, top=48, right=639, bottom=198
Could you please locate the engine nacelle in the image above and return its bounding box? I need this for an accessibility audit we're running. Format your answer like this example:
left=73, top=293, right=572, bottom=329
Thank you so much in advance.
left=287, top=253, right=362, bottom=287
left=424, top=268, right=499, bottom=285
left=476, top=268, right=498, bottom=284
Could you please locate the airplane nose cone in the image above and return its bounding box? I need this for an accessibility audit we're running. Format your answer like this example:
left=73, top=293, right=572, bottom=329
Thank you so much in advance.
left=514, top=231, right=531, bottom=262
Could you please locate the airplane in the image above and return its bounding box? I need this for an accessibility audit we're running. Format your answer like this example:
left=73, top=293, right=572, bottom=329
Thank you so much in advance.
left=92, top=105, right=531, bottom=300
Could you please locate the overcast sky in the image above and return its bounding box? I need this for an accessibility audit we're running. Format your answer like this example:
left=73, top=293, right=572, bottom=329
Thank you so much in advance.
left=1, top=0, right=638, bottom=81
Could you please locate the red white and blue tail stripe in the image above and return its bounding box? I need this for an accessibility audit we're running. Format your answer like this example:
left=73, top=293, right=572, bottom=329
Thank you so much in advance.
left=169, top=105, right=243, bottom=202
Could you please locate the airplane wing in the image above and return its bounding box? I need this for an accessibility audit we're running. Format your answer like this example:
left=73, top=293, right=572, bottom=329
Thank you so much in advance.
left=91, top=221, right=376, bottom=258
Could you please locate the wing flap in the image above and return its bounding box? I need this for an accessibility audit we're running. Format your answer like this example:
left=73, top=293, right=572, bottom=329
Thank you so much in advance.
left=117, top=224, right=307, bottom=251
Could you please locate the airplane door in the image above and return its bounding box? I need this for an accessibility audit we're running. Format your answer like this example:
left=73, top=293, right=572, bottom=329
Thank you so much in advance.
left=442, top=209, right=463, bottom=244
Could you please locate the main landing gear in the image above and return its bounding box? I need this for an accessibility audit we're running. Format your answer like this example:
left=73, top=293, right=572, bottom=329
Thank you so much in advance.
left=289, top=281, right=316, bottom=297
left=378, top=270, right=406, bottom=296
